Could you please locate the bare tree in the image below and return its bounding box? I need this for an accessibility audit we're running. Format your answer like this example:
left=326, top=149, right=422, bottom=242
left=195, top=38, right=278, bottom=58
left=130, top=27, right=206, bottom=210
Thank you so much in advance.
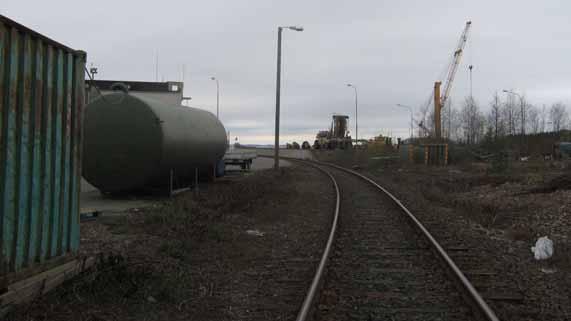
left=519, top=95, right=529, bottom=136
left=527, top=105, right=540, bottom=134
left=550, top=102, right=568, bottom=132
left=503, top=95, right=518, bottom=136
left=449, top=107, right=463, bottom=141
left=461, top=96, right=485, bottom=144
left=488, top=92, right=503, bottom=139
left=441, top=98, right=454, bottom=140
left=441, top=100, right=463, bottom=142
left=539, top=104, right=548, bottom=133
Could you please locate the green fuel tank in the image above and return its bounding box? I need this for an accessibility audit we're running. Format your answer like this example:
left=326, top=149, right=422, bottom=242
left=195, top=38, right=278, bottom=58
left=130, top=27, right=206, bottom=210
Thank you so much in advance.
left=83, top=92, right=227, bottom=193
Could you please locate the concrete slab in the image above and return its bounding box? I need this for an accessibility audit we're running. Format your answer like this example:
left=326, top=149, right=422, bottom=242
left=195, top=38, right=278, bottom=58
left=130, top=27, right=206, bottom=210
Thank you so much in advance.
left=80, top=179, right=159, bottom=214
left=80, top=150, right=296, bottom=215
left=241, top=148, right=314, bottom=160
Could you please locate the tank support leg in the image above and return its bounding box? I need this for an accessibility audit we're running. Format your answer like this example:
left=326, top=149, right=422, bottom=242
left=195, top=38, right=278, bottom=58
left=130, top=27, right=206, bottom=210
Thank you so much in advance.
left=194, top=168, right=199, bottom=197
left=169, top=169, right=174, bottom=197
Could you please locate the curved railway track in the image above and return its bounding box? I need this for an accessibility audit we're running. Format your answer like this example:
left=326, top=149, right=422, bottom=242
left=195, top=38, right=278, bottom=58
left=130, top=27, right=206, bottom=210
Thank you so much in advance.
left=295, top=160, right=500, bottom=321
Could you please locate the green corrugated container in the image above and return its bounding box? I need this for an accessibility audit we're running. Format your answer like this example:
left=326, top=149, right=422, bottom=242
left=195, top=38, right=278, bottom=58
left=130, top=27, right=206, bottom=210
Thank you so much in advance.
left=0, top=15, right=85, bottom=285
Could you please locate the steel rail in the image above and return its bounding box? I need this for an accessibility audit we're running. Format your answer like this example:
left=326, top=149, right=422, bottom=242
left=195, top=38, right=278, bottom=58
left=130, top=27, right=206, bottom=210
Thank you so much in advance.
left=256, top=153, right=498, bottom=321
left=293, top=161, right=341, bottom=321
left=320, top=162, right=500, bottom=321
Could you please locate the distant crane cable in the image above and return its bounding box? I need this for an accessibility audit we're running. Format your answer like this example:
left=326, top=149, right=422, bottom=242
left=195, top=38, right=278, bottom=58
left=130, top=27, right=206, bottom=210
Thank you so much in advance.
left=468, top=31, right=474, bottom=100
left=420, top=22, right=472, bottom=134
left=418, top=40, right=454, bottom=128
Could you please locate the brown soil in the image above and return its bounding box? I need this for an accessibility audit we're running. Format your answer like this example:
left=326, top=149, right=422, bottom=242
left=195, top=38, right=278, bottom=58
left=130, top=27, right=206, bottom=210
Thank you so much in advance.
left=314, top=149, right=571, bottom=321
left=8, top=165, right=334, bottom=321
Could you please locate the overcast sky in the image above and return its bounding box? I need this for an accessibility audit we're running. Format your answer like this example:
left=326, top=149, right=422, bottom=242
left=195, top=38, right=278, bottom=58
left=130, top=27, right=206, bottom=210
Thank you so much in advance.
left=4, top=0, right=571, bottom=144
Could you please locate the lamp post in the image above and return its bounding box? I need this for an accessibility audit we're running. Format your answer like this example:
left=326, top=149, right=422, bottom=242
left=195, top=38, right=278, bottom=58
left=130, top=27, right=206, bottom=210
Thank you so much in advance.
left=346, top=84, right=358, bottom=143
left=503, top=89, right=525, bottom=136
left=211, top=77, right=220, bottom=119
left=503, top=89, right=526, bottom=155
left=396, top=103, right=414, bottom=140
left=274, top=25, right=304, bottom=170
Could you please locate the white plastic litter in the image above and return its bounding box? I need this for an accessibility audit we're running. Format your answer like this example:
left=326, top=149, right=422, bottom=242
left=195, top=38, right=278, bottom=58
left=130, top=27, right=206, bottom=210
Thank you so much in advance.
left=531, top=236, right=554, bottom=260
left=246, top=229, right=265, bottom=237
left=540, top=267, right=557, bottom=274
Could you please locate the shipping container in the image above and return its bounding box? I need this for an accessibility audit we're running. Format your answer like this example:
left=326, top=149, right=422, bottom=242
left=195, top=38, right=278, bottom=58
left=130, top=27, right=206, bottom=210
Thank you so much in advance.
left=0, top=15, right=86, bottom=285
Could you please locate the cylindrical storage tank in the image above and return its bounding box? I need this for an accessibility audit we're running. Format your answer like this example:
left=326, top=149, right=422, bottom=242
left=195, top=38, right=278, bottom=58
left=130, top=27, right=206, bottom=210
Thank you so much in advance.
left=83, top=92, right=227, bottom=193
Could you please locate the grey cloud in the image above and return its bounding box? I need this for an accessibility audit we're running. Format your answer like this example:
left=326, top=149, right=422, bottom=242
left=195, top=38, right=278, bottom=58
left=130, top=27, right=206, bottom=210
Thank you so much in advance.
left=4, top=0, right=571, bottom=143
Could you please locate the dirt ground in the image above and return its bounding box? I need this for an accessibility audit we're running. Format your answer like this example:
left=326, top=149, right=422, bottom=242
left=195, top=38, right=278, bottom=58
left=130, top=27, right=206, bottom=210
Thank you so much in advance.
left=8, top=165, right=334, bottom=321
left=314, top=148, right=571, bottom=321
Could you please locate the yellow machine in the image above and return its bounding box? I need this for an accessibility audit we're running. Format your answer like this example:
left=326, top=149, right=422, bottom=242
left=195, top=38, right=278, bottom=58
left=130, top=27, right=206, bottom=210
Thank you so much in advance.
left=314, top=115, right=353, bottom=149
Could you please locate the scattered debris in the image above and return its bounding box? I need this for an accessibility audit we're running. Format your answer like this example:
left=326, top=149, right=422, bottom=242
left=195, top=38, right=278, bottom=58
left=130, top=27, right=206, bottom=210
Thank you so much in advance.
left=531, top=236, right=554, bottom=260
left=80, top=211, right=100, bottom=222
left=530, top=173, right=571, bottom=194
left=246, top=229, right=265, bottom=237
left=540, top=267, right=557, bottom=274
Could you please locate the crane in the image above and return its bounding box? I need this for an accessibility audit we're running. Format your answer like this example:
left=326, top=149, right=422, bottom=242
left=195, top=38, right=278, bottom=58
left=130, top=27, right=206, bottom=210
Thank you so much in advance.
left=434, top=21, right=472, bottom=139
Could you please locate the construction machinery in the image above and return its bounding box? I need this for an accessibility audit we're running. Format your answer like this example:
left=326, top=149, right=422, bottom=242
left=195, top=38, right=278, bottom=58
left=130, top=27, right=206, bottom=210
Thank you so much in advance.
left=313, top=115, right=353, bottom=149
left=433, top=21, right=472, bottom=139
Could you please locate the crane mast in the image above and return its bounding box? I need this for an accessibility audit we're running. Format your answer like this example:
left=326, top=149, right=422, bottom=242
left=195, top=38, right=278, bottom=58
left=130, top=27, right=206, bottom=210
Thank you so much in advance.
left=434, top=21, right=472, bottom=139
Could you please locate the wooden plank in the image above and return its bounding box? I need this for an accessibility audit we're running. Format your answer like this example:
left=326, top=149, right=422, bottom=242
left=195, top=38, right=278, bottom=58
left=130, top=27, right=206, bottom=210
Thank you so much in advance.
left=0, top=256, right=95, bottom=317
left=4, top=255, right=70, bottom=286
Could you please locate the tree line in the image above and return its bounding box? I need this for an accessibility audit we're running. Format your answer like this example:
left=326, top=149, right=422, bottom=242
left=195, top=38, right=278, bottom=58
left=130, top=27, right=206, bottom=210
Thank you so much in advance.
left=421, top=92, right=570, bottom=144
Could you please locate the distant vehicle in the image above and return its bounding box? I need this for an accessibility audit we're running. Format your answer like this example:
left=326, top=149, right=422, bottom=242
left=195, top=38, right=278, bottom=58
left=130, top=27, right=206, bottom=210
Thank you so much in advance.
left=301, top=141, right=311, bottom=149
left=313, top=130, right=330, bottom=149
left=313, top=115, right=353, bottom=150
left=224, top=150, right=257, bottom=171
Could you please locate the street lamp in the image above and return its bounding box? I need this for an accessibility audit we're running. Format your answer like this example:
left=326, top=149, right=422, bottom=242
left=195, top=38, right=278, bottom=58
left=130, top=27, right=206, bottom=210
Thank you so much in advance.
left=274, top=25, right=304, bottom=170
left=502, top=89, right=525, bottom=136
left=396, top=104, right=414, bottom=140
left=346, top=84, right=358, bottom=144
left=211, top=77, right=220, bottom=119
left=503, top=89, right=526, bottom=155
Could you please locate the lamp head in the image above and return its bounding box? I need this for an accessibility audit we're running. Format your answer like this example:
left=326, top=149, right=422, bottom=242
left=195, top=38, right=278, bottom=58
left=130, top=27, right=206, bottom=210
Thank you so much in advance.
left=288, top=26, right=304, bottom=31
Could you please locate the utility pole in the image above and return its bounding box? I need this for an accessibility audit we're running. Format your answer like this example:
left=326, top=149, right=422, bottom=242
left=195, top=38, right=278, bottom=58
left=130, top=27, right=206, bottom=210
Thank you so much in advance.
left=396, top=104, right=414, bottom=140
left=347, top=84, right=358, bottom=143
left=211, top=77, right=220, bottom=119
left=155, top=51, right=159, bottom=82
left=469, top=65, right=473, bottom=99
left=274, top=26, right=303, bottom=170
left=503, top=89, right=525, bottom=155
left=86, top=65, right=98, bottom=104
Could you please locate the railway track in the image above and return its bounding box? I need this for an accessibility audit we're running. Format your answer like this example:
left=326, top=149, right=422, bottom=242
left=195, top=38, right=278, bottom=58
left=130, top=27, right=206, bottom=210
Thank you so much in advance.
left=295, top=160, right=500, bottom=321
